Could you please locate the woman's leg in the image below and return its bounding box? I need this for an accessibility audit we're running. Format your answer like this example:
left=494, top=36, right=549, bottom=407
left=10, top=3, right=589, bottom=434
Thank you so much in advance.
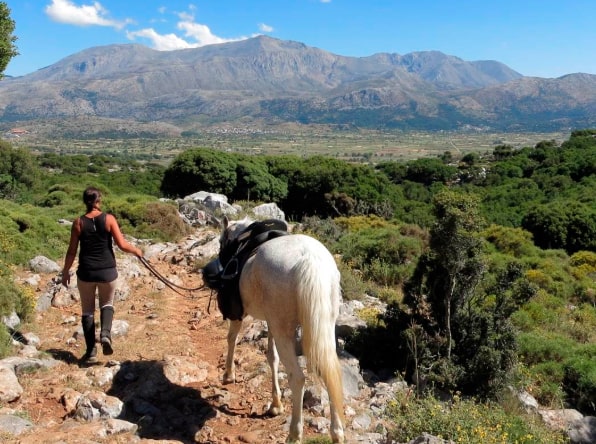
left=77, top=280, right=98, bottom=363
left=97, top=280, right=117, bottom=355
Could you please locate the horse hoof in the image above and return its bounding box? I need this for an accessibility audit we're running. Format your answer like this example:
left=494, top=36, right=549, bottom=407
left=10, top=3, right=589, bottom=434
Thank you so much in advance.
left=267, top=405, right=283, bottom=416
left=222, top=372, right=236, bottom=384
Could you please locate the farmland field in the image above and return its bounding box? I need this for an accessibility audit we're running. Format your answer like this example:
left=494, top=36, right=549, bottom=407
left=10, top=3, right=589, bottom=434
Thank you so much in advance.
left=7, top=126, right=569, bottom=164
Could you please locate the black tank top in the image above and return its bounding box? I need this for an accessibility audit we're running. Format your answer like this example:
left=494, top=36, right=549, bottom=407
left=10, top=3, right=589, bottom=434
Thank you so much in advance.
left=76, top=212, right=118, bottom=282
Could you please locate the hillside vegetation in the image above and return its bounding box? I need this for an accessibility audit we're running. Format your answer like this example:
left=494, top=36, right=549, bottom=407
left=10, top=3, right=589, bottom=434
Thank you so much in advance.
left=0, top=130, right=594, bottom=442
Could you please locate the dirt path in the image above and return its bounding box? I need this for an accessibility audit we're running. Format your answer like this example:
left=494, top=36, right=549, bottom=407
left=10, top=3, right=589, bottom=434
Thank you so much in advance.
left=8, top=257, right=314, bottom=443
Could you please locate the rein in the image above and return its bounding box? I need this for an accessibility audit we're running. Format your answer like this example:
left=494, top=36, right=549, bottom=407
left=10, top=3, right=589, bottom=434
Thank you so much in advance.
left=138, top=256, right=205, bottom=297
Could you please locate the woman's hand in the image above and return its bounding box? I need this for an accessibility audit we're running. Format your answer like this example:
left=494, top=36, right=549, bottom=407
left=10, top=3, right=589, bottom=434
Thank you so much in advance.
left=61, top=271, right=71, bottom=287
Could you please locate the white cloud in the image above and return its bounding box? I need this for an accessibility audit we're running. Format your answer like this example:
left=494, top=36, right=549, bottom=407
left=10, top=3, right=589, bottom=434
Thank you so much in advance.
left=45, top=0, right=130, bottom=29
left=259, top=23, right=274, bottom=33
left=321, top=0, right=332, bottom=3
left=126, top=29, right=192, bottom=51
left=127, top=8, right=254, bottom=50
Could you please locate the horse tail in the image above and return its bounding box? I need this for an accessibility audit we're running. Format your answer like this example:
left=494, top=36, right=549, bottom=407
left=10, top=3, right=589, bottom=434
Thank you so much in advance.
left=295, top=247, right=344, bottom=423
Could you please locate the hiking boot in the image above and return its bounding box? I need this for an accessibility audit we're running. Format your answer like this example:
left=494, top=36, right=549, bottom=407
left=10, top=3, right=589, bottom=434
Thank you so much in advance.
left=81, top=314, right=98, bottom=364
left=101, top=336, right=113, bottom=355
left=100, top=306, right=114, bottom=355
left=80, top=346, right=98, bottom=364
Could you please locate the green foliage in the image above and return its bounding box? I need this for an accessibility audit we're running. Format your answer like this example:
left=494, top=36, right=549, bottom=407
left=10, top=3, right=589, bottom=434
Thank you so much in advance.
left=107, top=195, right=191, bottom=242
left=385, top=390, right=567, bottom=444
left=232, top=157, right=287, bottom=202
left=483, top=224, right=539, bottom=258
left=0, top=260, right=34, bottom=320
left=563, top=353, right=596, bottom=415
left=304, top=437, right=333, bottom=444
left=0, top=323, right=10, bottom=359
left=460, top=131, right=596, bottom=255
left=336, top=260, right=368, bottom=302
left=522, top=201, right=596, bottom=253
left=0, top=260, right=35, bottom=358
left=0, top=2, right=18, bottom=78
left=97, top=163, right=166, bottom=197
left=403, top=157, right=458, bottom=185
left=344, top=301, right=410, bottom=373
left=0, top=200, right=70, bottom=264
left=569, top=250, right=596, bottom=273
left=161, top=148, right=238, bottom=197
left=406, top=191, right=486, bottom=329
left=337, top=224, right=424, bottom=287
left=0, top=141, right=39, bottom=201
left=481, top=179, right=543, bottom=226
left=398, top=190, right=524, bottom=397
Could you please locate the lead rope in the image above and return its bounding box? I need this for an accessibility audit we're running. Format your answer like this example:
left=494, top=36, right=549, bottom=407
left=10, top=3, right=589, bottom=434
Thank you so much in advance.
left=137, top=256, right=206, bottom=297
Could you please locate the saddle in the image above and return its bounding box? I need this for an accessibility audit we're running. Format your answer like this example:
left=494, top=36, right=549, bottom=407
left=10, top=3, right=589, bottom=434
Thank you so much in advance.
left=203, top=219, right=289, bottom=320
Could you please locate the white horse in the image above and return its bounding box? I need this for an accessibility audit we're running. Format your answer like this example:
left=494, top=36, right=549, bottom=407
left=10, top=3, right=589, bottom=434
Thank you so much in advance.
left=219, top=217, right=345, bottom=444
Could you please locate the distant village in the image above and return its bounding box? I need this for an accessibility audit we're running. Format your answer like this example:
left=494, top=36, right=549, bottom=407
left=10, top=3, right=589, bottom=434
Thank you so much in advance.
left=2, top=127, right=29, bottom=139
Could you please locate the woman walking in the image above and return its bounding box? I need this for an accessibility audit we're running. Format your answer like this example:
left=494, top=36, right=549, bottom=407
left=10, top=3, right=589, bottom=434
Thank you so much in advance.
left=61, top=186, right=143, bottom=364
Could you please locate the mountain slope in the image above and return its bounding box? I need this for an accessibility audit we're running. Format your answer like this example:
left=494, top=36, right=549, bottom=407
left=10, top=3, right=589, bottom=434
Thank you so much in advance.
left=0, top=35, right=594, bottom=132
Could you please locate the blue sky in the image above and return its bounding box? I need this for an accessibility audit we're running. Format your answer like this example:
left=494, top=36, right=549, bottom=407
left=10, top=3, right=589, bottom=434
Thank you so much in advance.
left=4, top=0, right=596, bottom=78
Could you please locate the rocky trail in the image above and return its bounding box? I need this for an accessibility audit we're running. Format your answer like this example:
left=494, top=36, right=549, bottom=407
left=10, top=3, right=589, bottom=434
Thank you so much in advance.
left=2, top=222, right=593, bottom=444
left=0, top=228, right=392, bottom=444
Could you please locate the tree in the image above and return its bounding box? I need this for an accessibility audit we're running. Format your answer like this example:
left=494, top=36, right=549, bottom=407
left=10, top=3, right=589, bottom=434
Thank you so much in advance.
left=0, top=141, right=39, bottom=200
left=232, top=158, right=287, bottom=202
left=402, top=190, right=488, bottom=391
left=423, top=191, right=486, bottom=358
left=404, top=158, right=458, bottom=185
left=522, top=201, right=596, bottom=253
left=0, top=2, right=18, bottom=78
left=160, top=148, right=237, bottom=198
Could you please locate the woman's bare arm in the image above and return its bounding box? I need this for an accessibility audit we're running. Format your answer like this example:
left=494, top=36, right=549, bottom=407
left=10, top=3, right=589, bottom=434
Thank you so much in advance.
left=106, top=214, right=143, bottom=257
left=61, top=218, right=81, bottom=286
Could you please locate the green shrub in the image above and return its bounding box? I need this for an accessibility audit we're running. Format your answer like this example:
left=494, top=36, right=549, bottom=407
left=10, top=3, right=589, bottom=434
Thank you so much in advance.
left=37, top=190, right=69, bottom=208
left=0, top=202, right=70, bottom=264
left=518, top=332, right=576, bottom=365
left=135, top=201, right=193, bottom=242
left=483, top=224, right=538, bottom=258
left=385, top=390, right=567, bottom=444
left=108, top=195, right=191, bottom=242
left=298, top=216, right=345, bottom=249
left=336, top=224, right=424, bottom=286
left=0, top=324, right=11, bottom=359
left=337, top=260, right=367, bottom=302
left=0, top=260, right=36, bottom=358
left=564, top=354, right=596, bottom=415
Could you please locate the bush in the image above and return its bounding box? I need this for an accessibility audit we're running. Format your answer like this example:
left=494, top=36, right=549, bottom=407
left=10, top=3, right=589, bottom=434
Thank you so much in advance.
left=518, top=332, right=576, bottom=365
left=108, top=195, right=191, bottom=242
left=0, top=324, right=11, bottom=359
left=337, top=260, right=367, bottom=302
left=564, top=353, right=596, bottom=415
left=385, top=390, right=567, bottom=444
left=0, top=261, right=36, bottom=358
left=38, top=190, right=69, bottom=208
left=135, top=201, right=193, bottom=242
left=336, top=224, right=424, bottom=287
left=0, top=202, right=70, bottom=265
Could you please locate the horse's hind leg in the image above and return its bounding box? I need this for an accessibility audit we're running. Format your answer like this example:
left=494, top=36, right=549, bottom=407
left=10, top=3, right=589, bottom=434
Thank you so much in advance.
left=223, top=319, right=243, bottom=384
left=266, top=335, right=284, bottom=416
left=274, top=335, right=305, bottom=443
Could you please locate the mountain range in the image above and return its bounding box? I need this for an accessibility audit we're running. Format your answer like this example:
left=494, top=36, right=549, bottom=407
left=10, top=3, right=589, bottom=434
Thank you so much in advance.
left=0, top=35, right=595, bottom=135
